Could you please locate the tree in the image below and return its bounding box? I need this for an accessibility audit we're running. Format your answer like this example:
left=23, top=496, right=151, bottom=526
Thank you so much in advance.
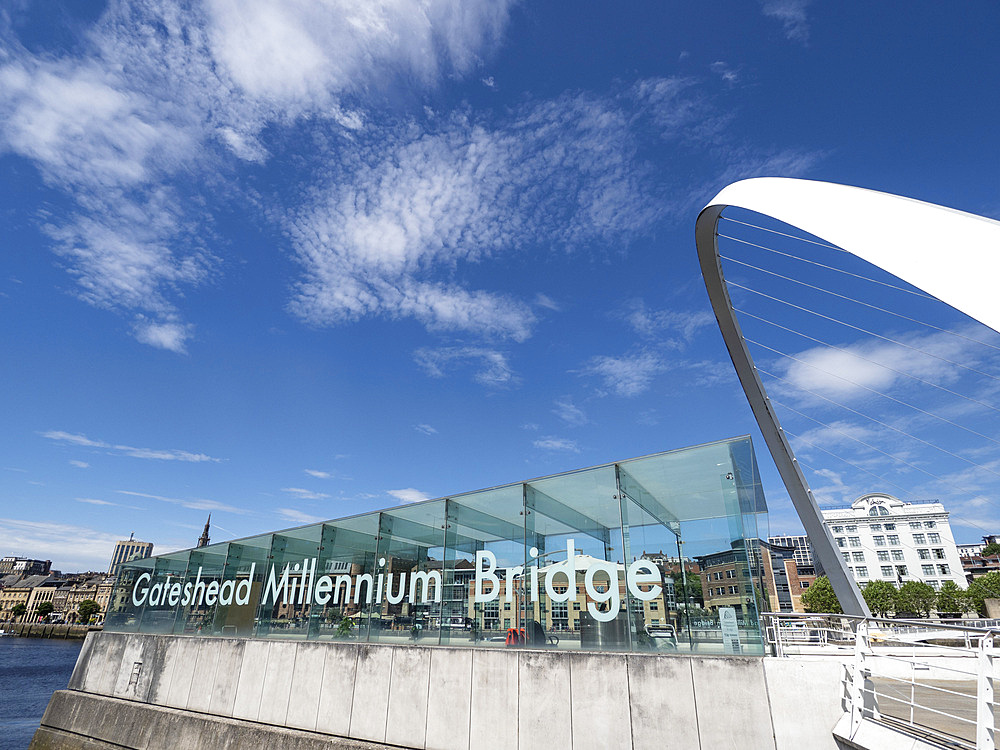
left=669, top=574, right=704, bottom=608
left=981, top=543, right=1000, bottom=557
left=862, top=580, right=898, bottom=617
left=77, top=600, right=101, bottom=624
left=801, top=576, right=842, bottom=614
left=896, top=581, right=936, bottom=617
left=335, top=617, right=355, bottom=638
left=935, top=581, right=969, bottom=615
left=35, top=601, right=55, bottom=619
left=10, top=603, right=27, bottom=621
left=968, top=572, right=1000, bottom=616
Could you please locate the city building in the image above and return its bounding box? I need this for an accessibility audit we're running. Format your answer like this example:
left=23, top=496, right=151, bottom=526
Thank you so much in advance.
left=0, top=556, right=52, bottom=579
left=108, top=535, right=154, bottom=578
left=958, top=535, right=1000, bottom=559
left=698, top=539, right=804, bottom=615
left=822, top=493, right=966, bottom=590
left=0, top=574, right=52, bottom=621
left=767, top=534, right=815, bottom=572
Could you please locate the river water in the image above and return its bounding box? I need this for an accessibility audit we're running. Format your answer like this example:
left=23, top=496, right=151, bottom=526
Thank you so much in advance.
left=0, top=637, right=81, bottom=750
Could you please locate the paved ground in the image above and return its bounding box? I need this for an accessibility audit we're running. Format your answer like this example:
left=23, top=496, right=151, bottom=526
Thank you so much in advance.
left=872, top=678, right=987, bottom=746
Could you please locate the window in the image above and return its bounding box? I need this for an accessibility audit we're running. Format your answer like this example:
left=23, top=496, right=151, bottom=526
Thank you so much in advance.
left=913, top=533, right=926, bottom=544
left=849, top=537, right=861, bottom=548
left=649, top=601, right=658, bottom=610
left=852, top=552, right=865, bottom=562
left=924, top=521, right=936, bottom=529
left=726, top=569, right=736, bottom=578
left=918, top=549, right=930, bottom=560
left=929, top=580, right=940, bottom=590
left=881, top=566, right=893, bottom=577
left=929, top=533, right=941, bottom=543
left=879, top=507, right=889, bottom=516
left=842, top=552, right=850, bottom=563
left=728, top=586, right=738, bottom=595
left=870, top=524, right=882, bottom=532
left=846, top=525, right=857, bottom=532
left=933, top=548, right=946, bottom=560
left=896, top=565, right=907, bottom=577
left=873, top=536, right=885, bottom=546
left=910, top=522, right=922, bottom=530
left=856, top=567, right=868, bottom=578
left=801, top=581, right=810, bottom=588
left=868, top=508, right=879, bottom=517
left=921, top=565, right=934, bottom=576
left=832, top=525, right=844, bottom=533
left=884, top=523, right=896, bottom=531
left=877, top=551, right=889, bottom=562
left=573, top=602, right=580, bottom=610
left=837, top=537, right=846, bottom=548
left=938, top=565, right=950, bottom=575
left=891, top=550, right=904, bottom=561
left=504, top=619, right=510, bottom=628
left=887, top=534, right=900, bottom=545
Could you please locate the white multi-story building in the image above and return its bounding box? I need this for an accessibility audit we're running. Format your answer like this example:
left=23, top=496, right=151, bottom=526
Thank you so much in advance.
left=821, top=493, right=966, bottom=590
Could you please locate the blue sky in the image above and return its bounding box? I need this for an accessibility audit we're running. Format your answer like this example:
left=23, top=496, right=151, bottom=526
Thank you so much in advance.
left=2, top=1, right=1000, bottom=570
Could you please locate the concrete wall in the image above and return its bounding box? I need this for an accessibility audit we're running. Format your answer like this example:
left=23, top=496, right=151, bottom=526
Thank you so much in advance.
left=33, top=632, right=848, bottom=750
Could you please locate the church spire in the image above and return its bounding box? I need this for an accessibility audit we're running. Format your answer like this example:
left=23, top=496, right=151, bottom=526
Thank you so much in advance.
left=197, top=514, right=211, bottom=548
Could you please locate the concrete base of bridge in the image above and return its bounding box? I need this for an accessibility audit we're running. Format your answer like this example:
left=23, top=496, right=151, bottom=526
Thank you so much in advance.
left=31, top=631, right=848, bottom=750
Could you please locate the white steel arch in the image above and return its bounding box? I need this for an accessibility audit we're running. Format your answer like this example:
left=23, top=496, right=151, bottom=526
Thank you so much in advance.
left=696, top=177, right=1000, bottom=616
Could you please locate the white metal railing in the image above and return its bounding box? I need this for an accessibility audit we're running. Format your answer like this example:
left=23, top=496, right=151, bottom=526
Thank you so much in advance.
left=763, top=612, right=1000, bottom=750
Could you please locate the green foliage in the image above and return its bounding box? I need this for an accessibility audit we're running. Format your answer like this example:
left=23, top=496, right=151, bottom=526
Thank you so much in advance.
left=896, top=581, right=936, bottom=617
left=669, top=574, right=704, bottom=607
left=77, top=600, right=100, bottom=623
left=935, top=581, right=969, bottom=614
left=800, top=576, right=842, bottom=614
left=981, top=543, right=1000, bottom=557
left=35, top=601, right=55, bottom=618
left=10, top=603, right=27, bottom=620
left=335, top=616, right=355, bottom=638
left=968, top=572, right=1000, bottom=616
left=862, top=580, right=898, bottom=617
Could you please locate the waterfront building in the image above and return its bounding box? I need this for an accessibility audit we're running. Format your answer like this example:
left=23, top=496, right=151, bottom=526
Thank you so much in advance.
left=821, top=493, right=966, bottom=590
left=0, top=574, right=51, bottom=620
left=108, top=535, right=154, bottom=577
left=698, top=539, right=804, bottom=615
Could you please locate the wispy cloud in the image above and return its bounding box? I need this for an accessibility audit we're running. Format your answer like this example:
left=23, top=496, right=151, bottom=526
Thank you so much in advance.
left=75, top=497, right=115, bottom=506
left=414, top=346, right=518, bottom=387
left=304, top=469, right=332, bottom=479
left=0, top=517, right=130, bottom=571
left=388, top=488, right=432, bottom=504
left=282, top=487, right=331, bottom=500
left=276, top=508, right=326, bottom=525
left=69, top=460, right=90, bottom=469
left=552, top=397, right=587, bottom=426
left=625, top=303, right=715, bottom=346
left=116, top=490, right=244, bottom=514
left=760, top=0, right=813, bottom=44
left=580, top=351, right=665, bottom=397
left=41, top=430, right=221, bottom=462
left=415, top=424, right=438, bottom=435
left=533, top=437, right=580, bottom=452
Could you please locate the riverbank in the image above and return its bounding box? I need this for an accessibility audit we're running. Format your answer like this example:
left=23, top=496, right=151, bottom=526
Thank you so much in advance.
left=0, top=622, right=99, bottom=640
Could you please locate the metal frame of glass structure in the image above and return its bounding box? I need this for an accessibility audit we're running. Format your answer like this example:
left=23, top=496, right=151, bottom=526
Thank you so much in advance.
left=107, top=436, right=770, bottom=655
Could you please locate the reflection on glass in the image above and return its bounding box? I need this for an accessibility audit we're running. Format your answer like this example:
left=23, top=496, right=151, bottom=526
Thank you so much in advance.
left=110, top=436, right=773, bottom=655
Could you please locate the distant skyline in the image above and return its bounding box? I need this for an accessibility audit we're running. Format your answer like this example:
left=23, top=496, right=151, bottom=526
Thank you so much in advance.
left=2, top=2, right=999, bottom=570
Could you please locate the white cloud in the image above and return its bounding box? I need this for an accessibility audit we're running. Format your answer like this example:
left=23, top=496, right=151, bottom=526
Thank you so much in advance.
left=580, top=351, right=665, bottom=397
left=552, top=398, right=587, bottom=426
left=41, top=430, right=221, bottom=462
left=69, top=460, right=90, bottom=469
left=533, top=437, right=580, bottom=452
left=75, top=497, right=114, bottom=506
left=760, top=0, right=812, bottom=43
left=626, top=303, right=715, bottom=345
left=304, top=469, right=332, bottom=479
left=414, top=347, right=517, bottom=387
left=276, top=508, right=326, bottom=525
left=287, top=89, right=676, bottom=339
left=132, top=319, right=193, bottom=354
left=116, top=490, right=245, bottom=514
left=0, top=517, right=130, bottom=571
left=388, top=488, right=432, bottom=504
left=415, top=424, right=438, bottom=435
left=709, top=61, right=739, bottom=85
left=282, top=487, right=332, bottom=500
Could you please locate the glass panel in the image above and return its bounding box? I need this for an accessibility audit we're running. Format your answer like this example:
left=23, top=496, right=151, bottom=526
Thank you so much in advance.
left=174, top=543, right=230, bottom=636
left=138, top=551, right=191, bottom=634
left=256, top=527, right=322, bottom=640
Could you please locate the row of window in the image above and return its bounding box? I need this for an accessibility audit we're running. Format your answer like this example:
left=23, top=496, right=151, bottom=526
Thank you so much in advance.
left=843, top=549, right=948, bottom=564
left=709, top=569, right=739, bottom=580
left=836, top=533, right=942, bottom=548
left=848, top=563, right=950, bottom=578
left=831, top=521, right=938, bottom=533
